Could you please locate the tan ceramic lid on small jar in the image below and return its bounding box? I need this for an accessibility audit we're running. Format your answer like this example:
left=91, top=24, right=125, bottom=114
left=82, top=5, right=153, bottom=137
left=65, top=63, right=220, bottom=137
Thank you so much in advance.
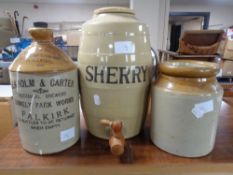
left=9, top=28, right=80, bottom=155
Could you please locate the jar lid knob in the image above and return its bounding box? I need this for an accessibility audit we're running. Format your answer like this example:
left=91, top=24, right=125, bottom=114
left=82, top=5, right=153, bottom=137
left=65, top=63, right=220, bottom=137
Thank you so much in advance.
left=29, top=28, right=53, bottom=41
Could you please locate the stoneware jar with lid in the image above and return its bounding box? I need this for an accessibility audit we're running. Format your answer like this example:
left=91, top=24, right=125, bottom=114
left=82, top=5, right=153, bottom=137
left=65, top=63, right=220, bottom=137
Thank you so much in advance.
left=150, top=60, right=223, bottom=157
left=78, top=7, right=153, bottom=154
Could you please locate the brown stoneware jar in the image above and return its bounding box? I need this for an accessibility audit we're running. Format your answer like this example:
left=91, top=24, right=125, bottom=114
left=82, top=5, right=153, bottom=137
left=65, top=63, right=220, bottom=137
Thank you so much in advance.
left=151, top=60, right=223, bottom=157
left=9, top=28, right=80, bottom=155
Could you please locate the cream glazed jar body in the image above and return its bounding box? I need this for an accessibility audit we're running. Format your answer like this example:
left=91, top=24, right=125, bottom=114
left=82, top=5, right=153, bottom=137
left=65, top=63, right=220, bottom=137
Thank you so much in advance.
left=9, top=28, right=80, bottom=154
left=78, top=7, right=153, bottom=139
left=151, top=60, right=223, bottom=157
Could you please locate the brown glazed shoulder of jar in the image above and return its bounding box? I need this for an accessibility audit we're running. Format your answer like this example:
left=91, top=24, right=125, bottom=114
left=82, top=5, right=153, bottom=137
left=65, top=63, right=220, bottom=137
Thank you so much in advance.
left=9, top=28, right=76, bottom=73
left=153, top=60, right=223, bottom=95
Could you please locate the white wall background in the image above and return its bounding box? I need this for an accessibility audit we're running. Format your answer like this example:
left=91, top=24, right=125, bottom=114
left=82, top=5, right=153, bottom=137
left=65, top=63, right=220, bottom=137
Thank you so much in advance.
left=0, top=0, right=169, bottom=50
left=178, top=17, right=203, bottom=36
left=131, top=0, right=170, bottom=50
left=0, top=2, right=128, bottom=36
left=1, top=1, right=232, bottom=48
left=170, top=3, right=233, bottom=29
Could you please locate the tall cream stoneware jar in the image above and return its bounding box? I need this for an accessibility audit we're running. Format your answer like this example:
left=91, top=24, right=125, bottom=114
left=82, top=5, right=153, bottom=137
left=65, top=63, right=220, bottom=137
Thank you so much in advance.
left=78, top=7, right=152, bottom=139
left=9, top=28, right=80, bottom=155
left=151, top=60, right=223, bottom=157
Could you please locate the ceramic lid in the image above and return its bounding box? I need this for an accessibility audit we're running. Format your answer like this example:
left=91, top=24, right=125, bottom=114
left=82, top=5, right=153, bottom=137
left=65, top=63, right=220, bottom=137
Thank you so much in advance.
left=159, top=60, right=219, bottom=78
left=9, top=28, right=76, bottom=73
left=94, top=7, right=135, bottom=15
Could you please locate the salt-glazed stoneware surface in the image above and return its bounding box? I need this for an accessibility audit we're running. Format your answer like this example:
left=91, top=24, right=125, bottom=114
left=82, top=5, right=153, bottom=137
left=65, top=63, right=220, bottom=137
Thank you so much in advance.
left=78, top=7, right=153, bottom=139
left=151, top=60, right=223, bottom=157
left=9, top=28, right=80, bottom=155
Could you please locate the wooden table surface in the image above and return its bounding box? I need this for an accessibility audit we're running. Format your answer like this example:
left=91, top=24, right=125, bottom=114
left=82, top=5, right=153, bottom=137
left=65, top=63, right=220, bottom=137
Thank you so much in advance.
left=0, top=98, right=233, bottom=174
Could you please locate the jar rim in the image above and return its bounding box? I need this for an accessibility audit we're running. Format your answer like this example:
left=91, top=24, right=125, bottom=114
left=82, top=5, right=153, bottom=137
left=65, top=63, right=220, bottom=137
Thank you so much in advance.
left=159, top=60, right=220, bottom=78
left=94, top=7, right=135, bottom=15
